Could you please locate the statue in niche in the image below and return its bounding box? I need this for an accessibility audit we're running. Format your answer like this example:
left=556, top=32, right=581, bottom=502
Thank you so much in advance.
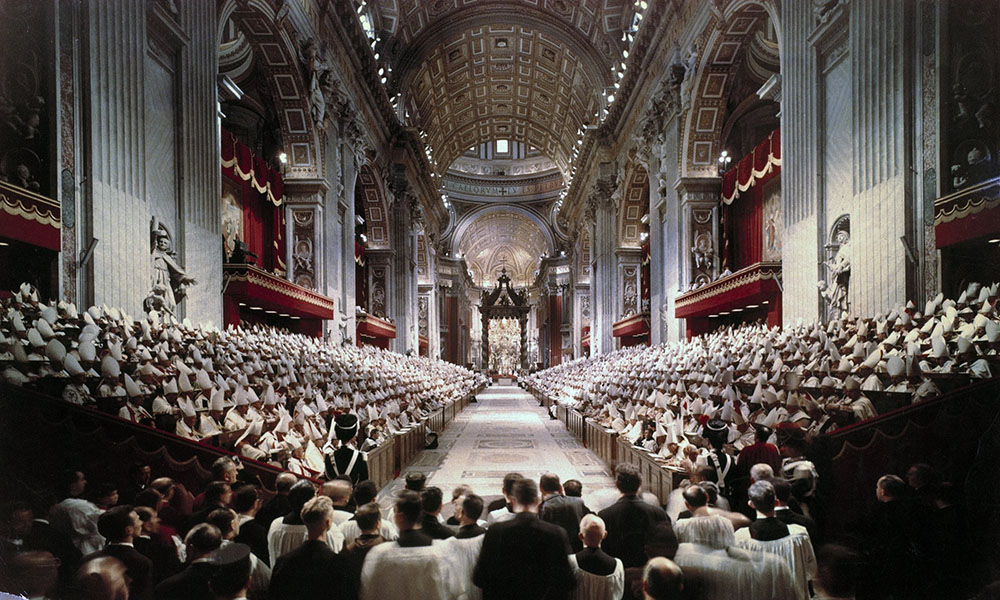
left=300, top=40, right=335, bottom=128
left=818, top=224, right=851, bottom=316
left=679, top=43, right=699, bottom=111
left=147, top=218, right=196, bottom=316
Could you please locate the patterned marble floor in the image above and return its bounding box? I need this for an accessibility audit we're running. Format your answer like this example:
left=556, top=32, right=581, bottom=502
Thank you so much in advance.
left=377, top=385, right=616, bottom=513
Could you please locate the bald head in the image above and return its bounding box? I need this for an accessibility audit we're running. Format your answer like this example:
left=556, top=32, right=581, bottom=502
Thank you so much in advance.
left=578, top=514, right=607, bottom=548
left=75, top=556, right=129, bottom=600
left=321, top=480, right=353, bottom=507
left=642, top=557, right=683, bottom=600
left=275, top=473, right=298, bottom=494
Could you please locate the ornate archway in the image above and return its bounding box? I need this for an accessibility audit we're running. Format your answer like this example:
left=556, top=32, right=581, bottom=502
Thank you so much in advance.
left=478, top=268, right=530, bottom=374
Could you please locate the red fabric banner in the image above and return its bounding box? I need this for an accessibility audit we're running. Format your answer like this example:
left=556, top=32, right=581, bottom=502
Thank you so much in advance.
left=720, top=129, right=781, bottom=270
left=721, top=128, right=781, bottom=204
left=221, top=129, right=284, bottom=206
left=221, top=129, right=286, bottom=275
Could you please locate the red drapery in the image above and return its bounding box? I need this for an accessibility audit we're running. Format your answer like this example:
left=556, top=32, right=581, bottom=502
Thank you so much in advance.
left=721, top=129, right=781, bottom=271
left=221, top=129, right=286, bottom=276
left=221, top=130, right=284, bottom=206
left=721, top=128, right=781, bottom=204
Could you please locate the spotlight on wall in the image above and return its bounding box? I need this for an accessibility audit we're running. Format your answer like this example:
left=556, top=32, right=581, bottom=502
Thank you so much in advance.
left=278, top=152, right=288, bottom=164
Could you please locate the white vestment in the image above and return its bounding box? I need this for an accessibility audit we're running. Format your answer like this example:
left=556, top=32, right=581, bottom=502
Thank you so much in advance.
left=568, top=554, right=624, bottom=600
left=49, top=498, right=104, bottom=555
left=360, top=540, right=463, bottom=600
left=734, top=525, right=817, bottom=600
left=267, top=517, right=344, bottom=565
left=444, top=534, right=484, bottom=600
left=338, top=518, right=398, bottom=544
left=671, top=516, right=796, bottom=600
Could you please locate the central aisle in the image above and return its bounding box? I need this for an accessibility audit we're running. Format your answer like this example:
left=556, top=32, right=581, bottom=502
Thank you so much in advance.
left=378, top=385, right=616, bottom=509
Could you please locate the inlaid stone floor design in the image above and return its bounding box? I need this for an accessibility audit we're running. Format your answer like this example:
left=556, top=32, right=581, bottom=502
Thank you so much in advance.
left=378, top=385, right=615, bottom=514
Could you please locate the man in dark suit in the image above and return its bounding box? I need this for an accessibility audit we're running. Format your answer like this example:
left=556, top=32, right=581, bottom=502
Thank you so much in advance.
left=597, top=463, right=671, bottom=568
left=0, top=500, right=81, bottom=590
left=486, top=472, right=523, bottom=514
left=134, top=506, right=182, bottom=584
left=269, top=495, right=350, bottom=599
left=254, top=473, right=296, bottom=530
left=771, top=478, right=817, bottom=541
left=83, top=505, right=153, bottom=600
left=419, top=487, right=455, bottom=540
left=154, top=523, right=222, bottom=600
left=231, top=485, right=270, bottom=566
left=747, top=480, right=789, bottom=541
left=454, top=494, right=486, bottom=539
left=342, top=503, right=386, bottom=600
left=185, top=482, right=231, bottom=535
left=539, top=473, right=591, bottom=552
left=473, top=478, right=575, bottom=600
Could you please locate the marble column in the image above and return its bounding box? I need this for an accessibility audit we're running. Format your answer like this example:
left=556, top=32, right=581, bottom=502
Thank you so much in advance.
left=588, top=172, right=618, bottom=355
left=388, top=192, right=417, bottom=354
left=647, top=152, right=665, bottom=345
left=654, top=117, right=683, bottom=343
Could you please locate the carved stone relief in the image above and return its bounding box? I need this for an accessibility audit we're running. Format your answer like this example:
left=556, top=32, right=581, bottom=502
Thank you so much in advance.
left=579, top=292, right=591, bottom=327
left=371, top=267, right=387, bottom=317
left=418, top=295, right=429, bottom=337
left=292, top=209, right=316, bottom=289
left=622, top=265, right=639, bottom=316
left=690, top=208, right=716, bottom=287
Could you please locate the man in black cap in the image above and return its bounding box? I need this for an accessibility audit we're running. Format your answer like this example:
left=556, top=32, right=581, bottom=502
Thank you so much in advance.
left=208, top=543, right=252, bottom=600
left=702, top=419, right=737, bottom=498
left=324, top=414, right=369, bottom=484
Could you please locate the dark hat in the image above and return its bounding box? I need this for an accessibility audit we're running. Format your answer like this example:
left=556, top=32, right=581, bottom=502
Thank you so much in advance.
left=209, top=543, right=252, bottom=595
left=334, top=413, right=359, bottom=441
left=703, top=418, right=728, bottom=436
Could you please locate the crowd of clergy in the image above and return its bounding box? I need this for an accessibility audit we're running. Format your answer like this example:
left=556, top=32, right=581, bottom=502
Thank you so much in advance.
left=0, top=283, right=486, bottom=476
left=525, top=281, right=1000, bottom=470
left=4, top=451, right=986, bottom=600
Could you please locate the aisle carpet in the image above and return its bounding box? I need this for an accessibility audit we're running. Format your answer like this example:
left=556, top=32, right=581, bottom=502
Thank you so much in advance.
left=378, top=385, right=616, bottom=514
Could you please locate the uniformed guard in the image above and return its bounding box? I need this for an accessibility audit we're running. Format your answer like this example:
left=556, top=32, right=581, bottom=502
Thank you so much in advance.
left=324, top=413, right=369, bottom=483
left=702, top=418, right=737, bottom=496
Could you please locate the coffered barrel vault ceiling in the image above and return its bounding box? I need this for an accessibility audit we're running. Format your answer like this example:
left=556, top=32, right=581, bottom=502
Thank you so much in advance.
left=370, top=0, right=632, bottom=176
